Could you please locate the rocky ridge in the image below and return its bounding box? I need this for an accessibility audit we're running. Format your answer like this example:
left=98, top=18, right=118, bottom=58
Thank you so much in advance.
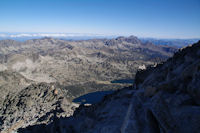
left=0, top=70, right=33, bottom=106
left=0, top=83, right=78, bottom=132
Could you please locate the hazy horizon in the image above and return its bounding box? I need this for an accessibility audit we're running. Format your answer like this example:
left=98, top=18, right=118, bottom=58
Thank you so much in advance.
left=0, top=32, right=200, bottom=40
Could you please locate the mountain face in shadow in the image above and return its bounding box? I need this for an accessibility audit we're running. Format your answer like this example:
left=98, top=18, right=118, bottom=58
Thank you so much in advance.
left=18, top=41, right=200, bottom=133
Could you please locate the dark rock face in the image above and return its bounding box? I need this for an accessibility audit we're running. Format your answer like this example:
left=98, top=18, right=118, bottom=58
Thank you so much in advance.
left=18, top=41, right=200, bottom=133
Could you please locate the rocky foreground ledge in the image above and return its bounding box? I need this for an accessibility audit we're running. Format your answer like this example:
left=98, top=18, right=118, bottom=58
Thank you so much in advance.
left=7, top=41, right=200, bottom=132
left=0, top=83, right=78, bottom=132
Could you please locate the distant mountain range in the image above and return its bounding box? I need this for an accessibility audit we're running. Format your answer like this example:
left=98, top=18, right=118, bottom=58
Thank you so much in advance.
left=140, top=38, right=200, bottom=48
left=0, top=33, right=199, bottom=48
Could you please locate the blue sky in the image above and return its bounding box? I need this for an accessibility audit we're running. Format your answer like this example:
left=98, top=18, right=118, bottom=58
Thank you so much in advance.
left=0, top=0, right=200, bottom=38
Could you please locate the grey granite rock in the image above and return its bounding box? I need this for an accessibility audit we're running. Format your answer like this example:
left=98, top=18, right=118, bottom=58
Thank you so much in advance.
left=0, top=83, right=78, bottom=132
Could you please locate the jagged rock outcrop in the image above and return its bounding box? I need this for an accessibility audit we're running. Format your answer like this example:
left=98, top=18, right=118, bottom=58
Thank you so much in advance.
left=18, top=41, right=200, bottom=133
left=0, top=70, right=33, bottom=106
left=0, top=83, right=78, bottom=133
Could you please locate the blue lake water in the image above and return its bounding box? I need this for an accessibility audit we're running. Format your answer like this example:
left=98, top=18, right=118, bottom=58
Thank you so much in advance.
left=73, top=90, right=114, bottom=104
left=73, top=79, right=133, bottom=104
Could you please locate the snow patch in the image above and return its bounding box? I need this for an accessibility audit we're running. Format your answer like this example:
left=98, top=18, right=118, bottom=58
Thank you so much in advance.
left=138, top=65, right=146, bottom=70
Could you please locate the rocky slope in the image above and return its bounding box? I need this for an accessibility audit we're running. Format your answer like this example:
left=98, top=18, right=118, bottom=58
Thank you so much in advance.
left=18, top=41, right=200, bottom=133
left=0, top=83, right=78, bottom=132
left=0, top=70, right=33, bottom=106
